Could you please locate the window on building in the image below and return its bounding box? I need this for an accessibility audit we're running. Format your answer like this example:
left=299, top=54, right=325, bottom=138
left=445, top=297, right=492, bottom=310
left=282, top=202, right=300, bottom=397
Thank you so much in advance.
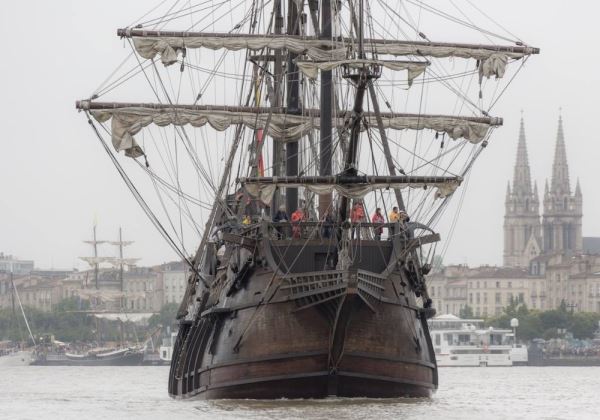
left=508, top=281, right=512, bottom=288
left=495, top=293, right=501, bottom=304
left=518, top=292, right=524, bottom=302
left=469, top=293, right=473, bottom=304
left=496, top=281, right=500, bottom=288
left=476, top=293, right=480, bottom=304
left=484, top=293, right=488, bottom=304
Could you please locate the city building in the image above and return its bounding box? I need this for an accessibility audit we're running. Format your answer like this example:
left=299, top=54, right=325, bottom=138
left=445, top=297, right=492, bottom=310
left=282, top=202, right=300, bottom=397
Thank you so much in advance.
left=0, top=253, right=34, bottom=275
left=160, top=261, right=188, bottom=305
left=432, top=114, right=600, bottom=316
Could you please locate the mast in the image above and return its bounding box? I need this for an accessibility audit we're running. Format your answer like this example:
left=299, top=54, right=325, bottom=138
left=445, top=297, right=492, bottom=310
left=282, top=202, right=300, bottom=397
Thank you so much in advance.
left=285, top=0, right=302, bottom=213
left=118, top=227, right=123, bottom=292
left=109, top=227, right=138, bottom=310
left=11, top=273, right=36, bottom=346
left=319, top=0, right=333, bottom=217
left=272, top=0, right=285, bottom=212
left=338, top=0, right=370, bottom=222
left=93, top=224, right=99, bottom=289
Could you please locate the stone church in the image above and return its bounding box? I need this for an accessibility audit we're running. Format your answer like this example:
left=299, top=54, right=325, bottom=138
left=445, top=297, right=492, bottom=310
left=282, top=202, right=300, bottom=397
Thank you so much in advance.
left=428, top=115, right=600, bottom=316
left=503, top=115, right=583, bottom=268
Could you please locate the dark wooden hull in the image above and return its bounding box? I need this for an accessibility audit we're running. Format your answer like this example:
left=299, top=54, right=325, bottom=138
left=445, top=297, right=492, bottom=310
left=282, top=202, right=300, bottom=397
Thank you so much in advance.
left=169, top=236, right=438, bottom=399
left=32, top=351, right=144, bottom=366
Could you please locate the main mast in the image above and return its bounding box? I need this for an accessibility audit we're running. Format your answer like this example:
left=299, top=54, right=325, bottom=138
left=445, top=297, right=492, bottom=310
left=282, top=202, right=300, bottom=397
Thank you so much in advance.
left=286, top=0, right=301, bottom=213
left=319, top=0, right=333, bottom=217
left=338, top=0, right=372, bottom=222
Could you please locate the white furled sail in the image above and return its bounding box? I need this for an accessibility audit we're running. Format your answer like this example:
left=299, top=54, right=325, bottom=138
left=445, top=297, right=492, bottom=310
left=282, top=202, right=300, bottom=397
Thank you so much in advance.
left=241, top=175, right=462, bottom=203
left=295, top=59, right=429, bottom=86
left=79, top=101, right=501, bottom=157
left=121, top=29, right=538, bottom=81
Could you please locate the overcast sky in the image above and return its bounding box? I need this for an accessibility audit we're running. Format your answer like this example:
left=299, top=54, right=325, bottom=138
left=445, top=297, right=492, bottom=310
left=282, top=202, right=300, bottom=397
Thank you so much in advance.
left=0, top=1, right=598, bottom=270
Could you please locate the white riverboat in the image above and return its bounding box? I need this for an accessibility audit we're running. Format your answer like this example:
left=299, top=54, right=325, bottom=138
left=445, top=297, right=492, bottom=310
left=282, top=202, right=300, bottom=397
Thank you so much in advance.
left=429, top=314, right=527, bottom=367
left=159, top=332, right=177, bottom=363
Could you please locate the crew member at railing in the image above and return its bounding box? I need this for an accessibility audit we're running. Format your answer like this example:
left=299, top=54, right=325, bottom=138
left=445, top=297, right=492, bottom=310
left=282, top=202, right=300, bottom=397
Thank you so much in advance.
left=272, top=205, right=289, bottom=239
left=371, top=207, right=385, bottom=240
left=388, top=206, right=399, bottom=239
left=321, top=209, right=334, bottom=239
left=241, top=214, right=251, bottom=226
left=351, top=202, right=365, bottom=239
left=291, top=207, right=306, bottom=239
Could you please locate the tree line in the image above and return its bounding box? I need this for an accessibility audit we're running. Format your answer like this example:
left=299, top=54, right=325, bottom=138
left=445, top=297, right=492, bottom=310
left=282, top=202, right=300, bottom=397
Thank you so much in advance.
left=0, top=298, right=179, bottom=345
left=460, top=300, right=600, bottom=341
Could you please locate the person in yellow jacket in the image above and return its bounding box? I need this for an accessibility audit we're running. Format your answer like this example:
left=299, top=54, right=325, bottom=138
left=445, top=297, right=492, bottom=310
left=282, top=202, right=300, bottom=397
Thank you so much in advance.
left=388, top=207, right=410, bottom=239
left=388, top=207, right=399, bottom=239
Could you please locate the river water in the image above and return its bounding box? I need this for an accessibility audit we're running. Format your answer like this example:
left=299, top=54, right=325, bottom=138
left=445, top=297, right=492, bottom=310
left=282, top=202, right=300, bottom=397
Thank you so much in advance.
left=0, top=366, right=597, bottom=420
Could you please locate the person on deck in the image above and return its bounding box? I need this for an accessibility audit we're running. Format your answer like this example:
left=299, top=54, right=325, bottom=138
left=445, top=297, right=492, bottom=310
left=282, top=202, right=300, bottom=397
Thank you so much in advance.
left=291, top=207, right=305, bottom=239
left=350, top=202, right=365, bottom=239
left=241, top=214, right=251, bottom=225
left=388, top=206, right=400, bottom=239
left=273, top=205, right=289, bottom=239
left=321, top=209, right=334, bottom=239
left=371, top=208, right=385, bottom=240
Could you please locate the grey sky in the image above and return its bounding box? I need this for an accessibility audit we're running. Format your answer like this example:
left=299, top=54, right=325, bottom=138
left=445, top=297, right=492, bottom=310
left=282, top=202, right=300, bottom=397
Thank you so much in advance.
left=0, top=0, right=598, bottom=270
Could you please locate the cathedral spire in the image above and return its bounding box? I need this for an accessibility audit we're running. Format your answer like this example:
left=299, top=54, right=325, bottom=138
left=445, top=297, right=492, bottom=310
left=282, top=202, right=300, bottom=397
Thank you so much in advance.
left=512, top=116, right=532, bottom=195
left=551, top=113, right=571, bottom=195
left=575, top=178, right=582, bottom=197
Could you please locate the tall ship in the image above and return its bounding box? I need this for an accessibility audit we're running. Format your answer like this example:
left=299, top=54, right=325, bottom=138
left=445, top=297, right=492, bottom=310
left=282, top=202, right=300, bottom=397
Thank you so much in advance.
left=76, top=1, right=538, bottom=398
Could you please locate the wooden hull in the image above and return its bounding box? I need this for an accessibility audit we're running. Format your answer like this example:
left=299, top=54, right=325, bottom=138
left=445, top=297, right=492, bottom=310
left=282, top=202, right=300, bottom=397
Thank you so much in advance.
left=169, top=237, right=438, bottom=399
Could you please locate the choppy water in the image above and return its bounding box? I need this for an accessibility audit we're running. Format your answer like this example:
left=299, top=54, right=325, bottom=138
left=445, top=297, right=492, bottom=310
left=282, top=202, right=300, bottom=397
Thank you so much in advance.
left=0, top=366, right=598, bottom=420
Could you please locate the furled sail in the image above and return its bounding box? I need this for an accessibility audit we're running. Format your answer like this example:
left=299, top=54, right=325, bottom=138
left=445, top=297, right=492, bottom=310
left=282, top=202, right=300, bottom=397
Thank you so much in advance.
left=79, top=256, right=116, bottom=265
left=240, top=175, right=462, bottom=203
left=119, top=29, right=539, bottom=81
left=77, top=101, right=501, bottom=158
left=295, top=59, right=429, bottom=86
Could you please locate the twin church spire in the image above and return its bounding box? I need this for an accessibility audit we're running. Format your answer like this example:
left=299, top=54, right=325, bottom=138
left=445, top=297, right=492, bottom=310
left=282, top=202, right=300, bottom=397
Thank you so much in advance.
left=504, top=117, right=541, bottom=267
left=504, top=113, right=582, bottom=268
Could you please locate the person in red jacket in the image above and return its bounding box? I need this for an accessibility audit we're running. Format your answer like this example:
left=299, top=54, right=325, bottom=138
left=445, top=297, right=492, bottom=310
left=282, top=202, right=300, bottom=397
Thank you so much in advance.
left=291, top=207, right=305, bottom=239
left=371, top=207, right=385, bottom=240
left=350, top=202, right=365, bottom=239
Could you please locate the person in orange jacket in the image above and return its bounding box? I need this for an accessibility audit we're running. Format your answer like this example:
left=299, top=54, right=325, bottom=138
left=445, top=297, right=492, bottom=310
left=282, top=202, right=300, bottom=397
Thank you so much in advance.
left=350, top=202, right=365, bottom=239
left=291, top=207, right=305, bottom=239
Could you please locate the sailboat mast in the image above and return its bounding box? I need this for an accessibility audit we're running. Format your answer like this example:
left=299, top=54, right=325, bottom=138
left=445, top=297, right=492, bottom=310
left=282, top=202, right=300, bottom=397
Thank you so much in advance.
left=285, top=0, right=302, bottom=213
left=11, top=274, right=36, bottom=346
left=319, top=0, right=333, bottom=217
left=118, top=227, right=124, bottom=293
left=93, top=224, right=99, bottom=289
